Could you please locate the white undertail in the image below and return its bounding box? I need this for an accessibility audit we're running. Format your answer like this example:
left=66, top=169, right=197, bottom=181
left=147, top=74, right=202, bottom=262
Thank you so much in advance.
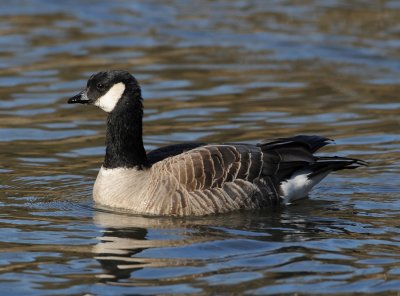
left=280, top=169, right=330, bottom=204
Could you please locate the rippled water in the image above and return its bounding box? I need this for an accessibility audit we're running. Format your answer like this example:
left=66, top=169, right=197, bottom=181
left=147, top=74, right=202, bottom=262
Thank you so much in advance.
left=1, top=1, right=400, bottom=294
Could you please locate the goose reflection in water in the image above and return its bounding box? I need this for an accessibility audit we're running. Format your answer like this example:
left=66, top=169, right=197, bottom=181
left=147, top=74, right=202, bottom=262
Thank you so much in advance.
left=90, top=200, right=359, bottom=285
left=91, top=209, right=243, bottom=282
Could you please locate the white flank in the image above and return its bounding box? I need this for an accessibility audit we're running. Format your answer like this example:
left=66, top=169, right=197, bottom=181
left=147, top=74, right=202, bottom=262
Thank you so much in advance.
left=280, top=169, right=330, bottom=204
left=94, top=82, right=126, bottom=112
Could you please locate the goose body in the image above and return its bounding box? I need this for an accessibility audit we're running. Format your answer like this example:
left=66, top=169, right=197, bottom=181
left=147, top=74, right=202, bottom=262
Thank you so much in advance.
left=68, top=70, right=366, bottom=216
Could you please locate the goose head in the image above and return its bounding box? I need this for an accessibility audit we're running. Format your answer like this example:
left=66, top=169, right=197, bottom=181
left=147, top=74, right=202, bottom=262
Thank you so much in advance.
left=68, top=70, right=141, bottom=113
left=68, top=70, right=148, bottom=169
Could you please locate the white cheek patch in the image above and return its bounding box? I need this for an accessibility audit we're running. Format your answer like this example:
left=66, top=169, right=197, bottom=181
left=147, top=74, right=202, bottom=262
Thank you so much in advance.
left=94, top=82, right=126, bottom=112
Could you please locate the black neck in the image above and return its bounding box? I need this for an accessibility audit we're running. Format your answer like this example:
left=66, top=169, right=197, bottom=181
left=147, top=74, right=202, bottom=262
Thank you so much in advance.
left=103, top=91, right=149, bottom=169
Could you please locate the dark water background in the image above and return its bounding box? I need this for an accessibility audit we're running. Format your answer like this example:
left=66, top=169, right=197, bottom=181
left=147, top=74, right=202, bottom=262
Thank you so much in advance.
left=1, top=1, right=400, bottom=295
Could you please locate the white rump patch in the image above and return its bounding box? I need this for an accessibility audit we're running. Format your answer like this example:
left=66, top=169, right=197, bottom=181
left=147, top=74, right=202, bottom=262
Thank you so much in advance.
left=280, top=169, right=330, bottom=205
left=94, top=82, right=126, bottom=112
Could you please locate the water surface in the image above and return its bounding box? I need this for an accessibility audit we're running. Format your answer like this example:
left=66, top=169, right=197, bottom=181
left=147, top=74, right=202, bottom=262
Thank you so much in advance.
left=1, top=1, right=400, bottom=295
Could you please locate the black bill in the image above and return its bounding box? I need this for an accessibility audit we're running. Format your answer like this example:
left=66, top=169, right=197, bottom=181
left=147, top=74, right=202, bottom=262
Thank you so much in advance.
left=68, top=91, right=90, bottom=104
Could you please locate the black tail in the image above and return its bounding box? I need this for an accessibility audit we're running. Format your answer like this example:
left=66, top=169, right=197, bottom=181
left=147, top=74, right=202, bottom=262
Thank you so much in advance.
left=308, top=156, right=368, bottom=179
left=257, top=135, right=367, bottom=182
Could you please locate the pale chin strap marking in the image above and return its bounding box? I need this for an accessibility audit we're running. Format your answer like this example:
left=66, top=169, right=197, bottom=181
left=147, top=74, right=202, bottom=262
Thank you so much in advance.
left=94, top=82, right=126, bottom=112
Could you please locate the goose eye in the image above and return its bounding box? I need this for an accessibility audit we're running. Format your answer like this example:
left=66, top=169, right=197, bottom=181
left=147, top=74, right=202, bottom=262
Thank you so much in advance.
left=97, top=83, right=105, bottom=91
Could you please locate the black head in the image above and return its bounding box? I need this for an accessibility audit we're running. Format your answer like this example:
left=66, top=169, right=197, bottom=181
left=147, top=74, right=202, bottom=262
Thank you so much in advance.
left=68, top=70, right=141, bottom=113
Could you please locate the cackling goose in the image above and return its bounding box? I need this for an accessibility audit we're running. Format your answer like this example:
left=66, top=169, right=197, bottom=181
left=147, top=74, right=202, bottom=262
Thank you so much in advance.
left=68, top=70, right=366, bottom=216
